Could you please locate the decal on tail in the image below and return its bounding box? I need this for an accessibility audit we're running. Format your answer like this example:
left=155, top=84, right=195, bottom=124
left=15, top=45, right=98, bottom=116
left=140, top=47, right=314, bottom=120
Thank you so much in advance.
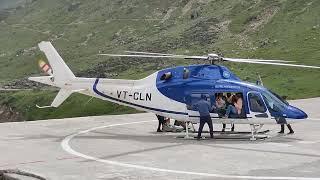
left=38, top=59, right=53, bottom=76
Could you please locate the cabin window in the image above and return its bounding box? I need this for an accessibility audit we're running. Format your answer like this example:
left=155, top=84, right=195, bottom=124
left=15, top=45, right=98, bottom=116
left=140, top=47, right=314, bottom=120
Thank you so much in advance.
left=248, top=92, right=267, bottom=113
left=183, top=68, right=190, bottom=79
left=211, top=92, right=246, bottom=118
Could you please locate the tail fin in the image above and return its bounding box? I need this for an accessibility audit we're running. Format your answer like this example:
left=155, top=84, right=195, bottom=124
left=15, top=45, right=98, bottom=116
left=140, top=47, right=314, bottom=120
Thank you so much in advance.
left=29, top=41, right=78, bottom=108
left=38, top=41, right=75, bottom=82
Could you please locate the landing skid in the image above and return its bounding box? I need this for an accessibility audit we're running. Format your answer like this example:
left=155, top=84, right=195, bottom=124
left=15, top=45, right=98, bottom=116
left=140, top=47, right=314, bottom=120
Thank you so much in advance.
left=192, top=130, right=270, bottom=134
left=175, top=134, right=268, bottom=140
left=176, top=123, right=269, bottom=141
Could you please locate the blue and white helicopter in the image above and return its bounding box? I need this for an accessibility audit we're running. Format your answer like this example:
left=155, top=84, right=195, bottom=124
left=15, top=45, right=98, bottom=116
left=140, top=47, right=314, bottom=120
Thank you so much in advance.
left=29, top=41, right=320, bottom=140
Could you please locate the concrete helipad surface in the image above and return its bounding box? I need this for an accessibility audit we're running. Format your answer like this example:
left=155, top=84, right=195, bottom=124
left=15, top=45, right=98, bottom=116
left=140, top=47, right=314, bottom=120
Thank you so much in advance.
left=0, top=98, right=320, bottom=180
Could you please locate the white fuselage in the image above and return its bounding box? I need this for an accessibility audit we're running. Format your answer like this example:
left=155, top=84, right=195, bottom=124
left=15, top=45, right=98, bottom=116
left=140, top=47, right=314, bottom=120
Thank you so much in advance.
left=29, top=41, right=306, bottom=126
left=66, top=73, right=300, bottom=125
left=75, top=72, right=188, bottom=120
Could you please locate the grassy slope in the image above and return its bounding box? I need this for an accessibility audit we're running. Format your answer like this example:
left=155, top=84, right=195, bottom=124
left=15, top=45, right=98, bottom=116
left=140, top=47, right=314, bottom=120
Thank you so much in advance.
left=0, top=0, right=319, bottom=120
left=220, top=0, right=320, bottom=98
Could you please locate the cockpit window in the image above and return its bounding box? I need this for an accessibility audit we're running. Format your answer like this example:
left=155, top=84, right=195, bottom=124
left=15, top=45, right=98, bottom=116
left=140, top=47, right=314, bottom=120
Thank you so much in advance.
left=183, top=68, right=190, bottom=79
left=261, top=90, right=287, bottom=112
left=248, top=93, right=267, bottom=113
left=270, top=91, right=289, bottom=105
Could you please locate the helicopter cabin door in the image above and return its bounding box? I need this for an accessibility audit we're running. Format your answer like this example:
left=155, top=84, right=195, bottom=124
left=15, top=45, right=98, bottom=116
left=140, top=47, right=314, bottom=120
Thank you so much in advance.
left=247, top=92, right=269, bottom=119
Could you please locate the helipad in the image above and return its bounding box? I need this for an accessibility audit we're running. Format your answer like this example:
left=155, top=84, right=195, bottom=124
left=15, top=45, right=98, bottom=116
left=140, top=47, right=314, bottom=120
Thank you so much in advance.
left=0, top=98, right=320, bottom=180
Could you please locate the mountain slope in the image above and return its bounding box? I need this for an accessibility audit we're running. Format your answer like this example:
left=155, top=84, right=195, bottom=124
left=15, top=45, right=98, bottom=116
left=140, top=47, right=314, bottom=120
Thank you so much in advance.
left=0, top=0, right=319, bottom=121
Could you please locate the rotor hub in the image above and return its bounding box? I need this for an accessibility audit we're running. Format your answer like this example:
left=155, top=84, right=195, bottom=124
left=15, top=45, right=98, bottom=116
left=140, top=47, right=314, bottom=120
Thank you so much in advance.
left=207, top=54, right=223, bottom=64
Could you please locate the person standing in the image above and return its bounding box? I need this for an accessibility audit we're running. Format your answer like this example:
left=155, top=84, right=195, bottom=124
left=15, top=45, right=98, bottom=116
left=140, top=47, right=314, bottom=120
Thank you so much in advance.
left=279, top=124, right=294, bottom=134
left=193, top=94, right=214, bottom=140
left=222, top=93, right=234, bottom=132
left=156, top=114, right=165, bottom=132
left=277, top=96, right=294, bottom=134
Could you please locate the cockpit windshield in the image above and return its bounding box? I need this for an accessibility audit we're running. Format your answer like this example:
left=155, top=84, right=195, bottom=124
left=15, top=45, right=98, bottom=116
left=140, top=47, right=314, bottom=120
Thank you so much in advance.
left=270, top=90, right=289, bottom=105
left=261, top=90, right=288, bottom=113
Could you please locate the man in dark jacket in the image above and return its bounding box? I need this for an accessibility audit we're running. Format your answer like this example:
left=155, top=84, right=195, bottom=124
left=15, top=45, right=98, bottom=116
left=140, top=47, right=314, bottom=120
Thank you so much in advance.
left=193, top=94, right=214, bottom=140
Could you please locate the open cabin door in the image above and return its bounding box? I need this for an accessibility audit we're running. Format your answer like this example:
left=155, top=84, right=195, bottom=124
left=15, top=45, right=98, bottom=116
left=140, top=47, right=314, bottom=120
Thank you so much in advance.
left=186, top=93, right=208, bottom=123
left=186, top=92, right=219, bottom=123
left=246, top=91, right=270, bottom=119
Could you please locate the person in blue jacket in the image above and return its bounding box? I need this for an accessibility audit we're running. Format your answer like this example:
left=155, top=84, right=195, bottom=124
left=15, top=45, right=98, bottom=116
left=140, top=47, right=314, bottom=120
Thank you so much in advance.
left=193, top=94, right=214, bottom=140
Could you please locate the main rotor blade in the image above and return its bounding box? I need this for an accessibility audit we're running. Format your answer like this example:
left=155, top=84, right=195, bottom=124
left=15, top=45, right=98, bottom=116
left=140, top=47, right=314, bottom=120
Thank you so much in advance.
left=224, top=58, right=320, bottom=69
left=98, top=54, right=180, bottom=58
left=99, top=52, right=299, bottom=64
left=229, top=58, right=295, bottom=63
left=98, top=53, right=208, bottom=59
left=125, top=51, right=175, bottom=56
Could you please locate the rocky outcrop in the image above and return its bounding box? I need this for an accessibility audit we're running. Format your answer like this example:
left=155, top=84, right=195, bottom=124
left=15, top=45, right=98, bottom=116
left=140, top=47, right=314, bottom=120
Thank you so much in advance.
left=2, top=77, right=45, bottom=90
left=0, top=104, right=21, bottom=123
left=0, top=169, right=46, bottom=180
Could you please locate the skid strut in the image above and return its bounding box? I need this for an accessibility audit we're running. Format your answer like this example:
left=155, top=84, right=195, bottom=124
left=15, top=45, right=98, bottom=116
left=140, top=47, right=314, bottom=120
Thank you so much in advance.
left=250, top=124, right=264, bottom=140
left=183, top=121, right=195, bottom=139
left=185, top=121, right=190, bottom=138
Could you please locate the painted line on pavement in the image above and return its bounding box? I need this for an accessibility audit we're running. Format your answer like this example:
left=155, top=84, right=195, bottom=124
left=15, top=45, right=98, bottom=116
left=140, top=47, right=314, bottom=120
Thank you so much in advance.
left=61, top=120, right=320, bottom=180
left=307, top=118, right=320, bottom=121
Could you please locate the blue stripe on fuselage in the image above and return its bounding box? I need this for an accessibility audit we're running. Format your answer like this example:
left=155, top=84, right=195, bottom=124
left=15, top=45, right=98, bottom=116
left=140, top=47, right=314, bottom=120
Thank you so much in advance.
left=92, top=78, right=188, bottom=115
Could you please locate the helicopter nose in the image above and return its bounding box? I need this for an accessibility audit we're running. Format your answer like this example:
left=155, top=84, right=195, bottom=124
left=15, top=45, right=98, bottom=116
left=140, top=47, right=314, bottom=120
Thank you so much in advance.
left=287, top=105, right=308, bottom=119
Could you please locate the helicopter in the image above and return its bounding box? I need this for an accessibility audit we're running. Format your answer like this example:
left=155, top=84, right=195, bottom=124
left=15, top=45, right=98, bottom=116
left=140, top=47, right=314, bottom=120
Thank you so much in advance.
left=29, top=41, right=320, bottom=140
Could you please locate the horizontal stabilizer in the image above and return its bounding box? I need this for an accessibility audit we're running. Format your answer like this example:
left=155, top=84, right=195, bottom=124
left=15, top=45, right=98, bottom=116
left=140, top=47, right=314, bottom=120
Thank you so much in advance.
left=28, top=76, right=54, bottom=86
left=51, top=89, right=73, bottom=107
left=36, top=89, right=73, bottom=108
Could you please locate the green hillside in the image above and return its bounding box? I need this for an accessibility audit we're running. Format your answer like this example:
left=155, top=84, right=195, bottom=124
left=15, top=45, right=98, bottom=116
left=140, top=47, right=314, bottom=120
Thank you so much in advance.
left=0, top=0, right=319, bottom=121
